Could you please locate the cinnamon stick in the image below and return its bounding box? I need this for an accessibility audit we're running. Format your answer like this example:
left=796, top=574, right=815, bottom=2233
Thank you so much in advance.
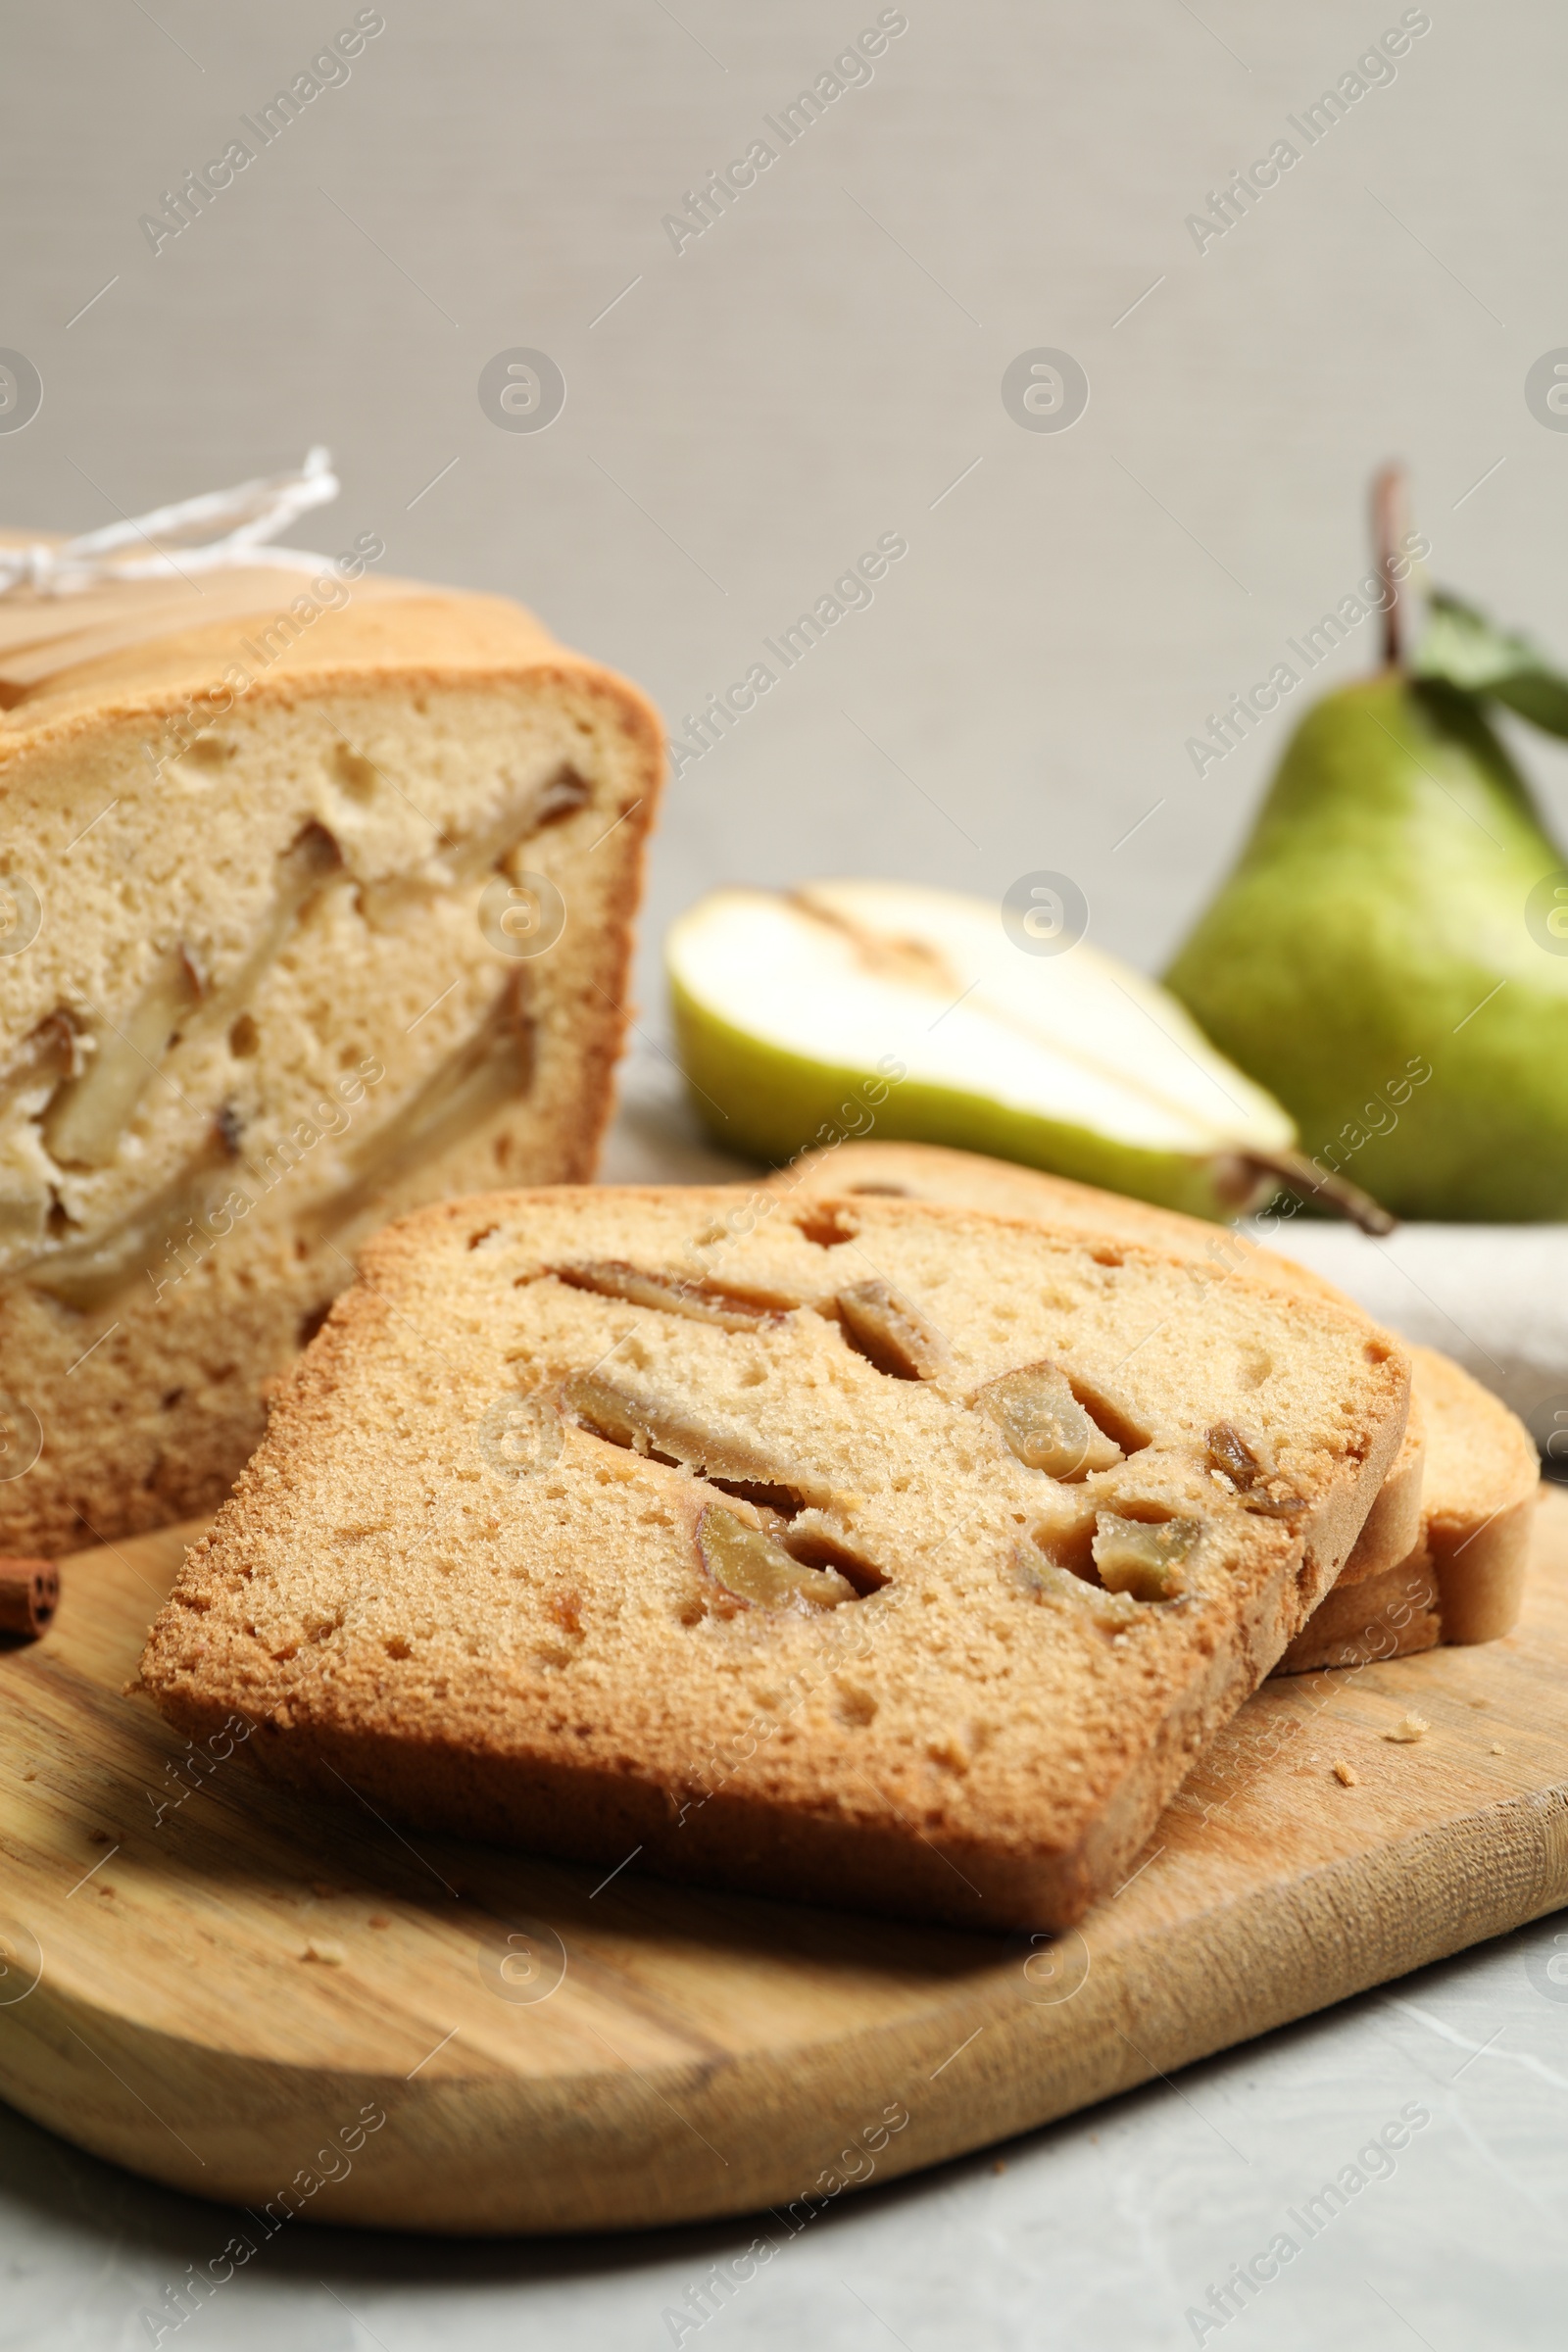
left=0, top=1555, right=58, bottom=1641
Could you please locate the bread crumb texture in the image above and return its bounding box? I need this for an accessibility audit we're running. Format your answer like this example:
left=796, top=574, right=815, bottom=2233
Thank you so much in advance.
left=0, top=607, right=662, bottom=1550
left=1384, top=1712, right=1431, bottom=1743
left=1333, top=1759, right=1359, bottom=1788
left=140, top=1188, right=1409, bottom=1928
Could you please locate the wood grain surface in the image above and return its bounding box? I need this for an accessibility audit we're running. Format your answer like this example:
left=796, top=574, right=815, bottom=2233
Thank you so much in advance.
left=1, top=1490, right=1565, bottom=2236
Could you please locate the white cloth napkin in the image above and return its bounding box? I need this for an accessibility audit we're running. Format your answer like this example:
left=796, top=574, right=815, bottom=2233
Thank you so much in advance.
left=1243, top=1216, right=1568, bottom=1460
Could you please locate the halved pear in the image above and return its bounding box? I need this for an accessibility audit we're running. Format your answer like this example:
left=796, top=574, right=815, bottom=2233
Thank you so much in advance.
left=666, top=880, right=1300, bottom=1221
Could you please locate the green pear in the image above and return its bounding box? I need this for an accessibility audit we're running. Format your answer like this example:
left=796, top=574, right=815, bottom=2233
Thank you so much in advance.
left=1164, top=672, right=1568, bottom=1219
left=667, top=878, right=1304, bottom=1221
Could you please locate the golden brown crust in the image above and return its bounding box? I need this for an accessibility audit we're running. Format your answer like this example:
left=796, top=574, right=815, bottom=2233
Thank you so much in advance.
left=1274, top=1348, right=1537, bottom=1673
left=1410, top=1344, right=1540, bottom=1643
left=1337, top=1411, right=1426, bottom=1585
left=1, top=588, right=580, bottom=733
left=140, top=1186, right=1409, bottom=1931
left=1276, top=1548, right=1443, bottom=1673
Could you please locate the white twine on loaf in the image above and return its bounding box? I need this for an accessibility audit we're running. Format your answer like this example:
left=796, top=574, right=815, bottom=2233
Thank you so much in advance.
left=0, top=446, right=340, bottom=598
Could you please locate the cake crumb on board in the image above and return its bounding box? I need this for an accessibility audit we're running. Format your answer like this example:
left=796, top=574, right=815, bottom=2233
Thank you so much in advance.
left=1332, top=1759, right=1359, bottom=1787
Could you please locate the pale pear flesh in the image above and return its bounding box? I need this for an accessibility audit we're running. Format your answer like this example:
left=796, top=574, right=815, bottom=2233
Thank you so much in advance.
left=668, top=880, right=1297, bottom=1222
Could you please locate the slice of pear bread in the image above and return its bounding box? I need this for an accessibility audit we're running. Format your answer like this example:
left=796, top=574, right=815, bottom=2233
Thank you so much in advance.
left=0, top=588, right=661, bottom=1553
left=779, top=1140, right=1540, bottom=1656
left=1279, top=1344, right=1540, bottom=1672
left=139, top=1186, right=1408, bottom=1931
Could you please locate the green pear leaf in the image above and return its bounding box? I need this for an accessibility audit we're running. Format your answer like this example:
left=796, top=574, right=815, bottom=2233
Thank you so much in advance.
left=1414, top=589, right=1568, bottom=737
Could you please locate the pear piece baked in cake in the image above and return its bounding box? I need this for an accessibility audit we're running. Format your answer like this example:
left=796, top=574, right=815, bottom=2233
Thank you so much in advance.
left=777, top=1138, right=1425, bottom=1582
left=0, top=584, right=661, bottom=1551
left=139, top=1187, right=1408, bottom=1930
left=780, top=1140, right=1537, bottom=1659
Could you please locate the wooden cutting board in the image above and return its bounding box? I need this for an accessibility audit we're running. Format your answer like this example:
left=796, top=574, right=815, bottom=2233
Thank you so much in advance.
left=2, top=1493, right=1566, bottom=2236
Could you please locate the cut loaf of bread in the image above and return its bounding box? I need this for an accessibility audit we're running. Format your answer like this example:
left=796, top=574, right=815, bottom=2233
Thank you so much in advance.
left=139, top=1186, right=1409, bottom=1930
left=782, top=1141, right=1536, bottom=1659
left=0, top=581, right=661, bottom=1552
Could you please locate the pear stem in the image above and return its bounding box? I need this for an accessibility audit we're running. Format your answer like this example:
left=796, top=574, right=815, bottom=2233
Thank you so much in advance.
left=1372, top=462, right=1409, bottom=672
left=1240, top=1151, right=1397, bottom=1237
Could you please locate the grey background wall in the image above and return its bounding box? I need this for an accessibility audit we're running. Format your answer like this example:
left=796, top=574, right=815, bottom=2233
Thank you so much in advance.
left=5, top=0, right=1567, bottom=1040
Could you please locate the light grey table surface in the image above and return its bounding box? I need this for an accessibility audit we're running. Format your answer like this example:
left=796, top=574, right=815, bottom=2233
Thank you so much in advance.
left=6, top=0, right=1568, bottom=2341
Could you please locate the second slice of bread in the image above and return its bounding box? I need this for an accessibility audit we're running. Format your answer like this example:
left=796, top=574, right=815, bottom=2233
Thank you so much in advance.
left=1278, top=1343, right=1540, bottom=1671
left=140, top=1188, right=1408, bottom=1930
